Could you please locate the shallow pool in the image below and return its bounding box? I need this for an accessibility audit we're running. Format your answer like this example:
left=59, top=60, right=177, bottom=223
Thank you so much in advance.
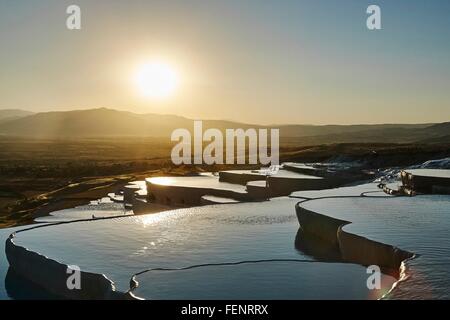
left=301, top=194, right=450, bottom=299
left=5, top=197, right=393, bottom=299
left=35, top=197, right=131, bottom=223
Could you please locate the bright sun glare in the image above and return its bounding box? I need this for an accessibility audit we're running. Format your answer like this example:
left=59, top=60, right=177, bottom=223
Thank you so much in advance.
left=135, top=62, right=179, bottom=99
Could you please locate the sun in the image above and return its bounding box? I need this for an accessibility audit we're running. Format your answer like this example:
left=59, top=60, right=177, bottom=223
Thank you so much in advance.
left=135, top=62, right=179, bottom=99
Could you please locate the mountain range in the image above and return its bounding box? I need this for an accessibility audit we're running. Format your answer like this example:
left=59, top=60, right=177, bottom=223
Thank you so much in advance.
left=0, top=108, right=448, bottom=145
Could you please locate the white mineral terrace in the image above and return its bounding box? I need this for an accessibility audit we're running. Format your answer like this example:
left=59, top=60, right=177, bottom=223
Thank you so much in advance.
left=219, top=169, right=323, bottom=179
left=404, top=169, right=450, bottom=178
left=296, top=188, right=450, bottom=299
left=2, top=165, right=450, bottom=300
left=146, top=175, right=248, bottom=193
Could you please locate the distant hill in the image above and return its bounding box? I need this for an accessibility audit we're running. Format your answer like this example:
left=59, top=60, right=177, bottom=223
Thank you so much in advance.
left=418, top=135, right=450, bottom=144
left=0, top=108, right=448, bottom=145
left=277, top=123, right=430, bottom=137
left=420, top=122, right=450, bottom=136
left=0, top=109, right=34, bottom=124
left=0, top=108, right=184, bottom=137
left=0, top=108, right=253, bottom=138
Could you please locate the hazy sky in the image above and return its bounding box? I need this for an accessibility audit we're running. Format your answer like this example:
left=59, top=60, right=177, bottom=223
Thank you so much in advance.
left=1, top=0, right=449, bottom=125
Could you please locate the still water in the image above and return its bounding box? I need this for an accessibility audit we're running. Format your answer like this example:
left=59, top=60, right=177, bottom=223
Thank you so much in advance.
left=35, top=197, right=131, bottom=223
left=301, top=194, right=450, bottom=299
left=2, top=196, right=393, bottom=299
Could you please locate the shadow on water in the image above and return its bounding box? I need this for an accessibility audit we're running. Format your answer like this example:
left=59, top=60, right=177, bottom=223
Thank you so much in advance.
left=5, top=268, right=60, bottom=300
left=294, top=228, right=342, bottom=262
left=294, top=228, right=400, bottom=279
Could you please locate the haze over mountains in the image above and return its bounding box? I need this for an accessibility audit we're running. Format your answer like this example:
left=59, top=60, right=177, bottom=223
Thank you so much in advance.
left=0, top=108, right=448, bottom=145
left=0, top=109, right=34, bottom=124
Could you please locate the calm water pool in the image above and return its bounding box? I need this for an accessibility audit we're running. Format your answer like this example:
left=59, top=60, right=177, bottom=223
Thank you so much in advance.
left=4, top=182, right=449, bottom=299
left=301, top=194, right=450, bottom=299
left=35, top=197, right=131, bottom=223
left=3, top=196, right=394, bottom=299
left=132, top=261, right=391, bottom=300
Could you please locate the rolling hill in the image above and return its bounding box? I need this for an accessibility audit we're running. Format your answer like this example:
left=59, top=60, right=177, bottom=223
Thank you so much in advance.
left=0, top=108, right=448, bottom=144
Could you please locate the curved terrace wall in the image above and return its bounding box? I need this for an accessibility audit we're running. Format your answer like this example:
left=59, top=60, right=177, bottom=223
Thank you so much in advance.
left=267, top=176, right=334, bottom=197
left=282, top=164, right=325, bottom=176
left=295, top=202, right=413, bottom=273
left=401, top=170, right=450, bottom=194
left=219, top=170, right=341, bottom=196
left=146, top=181, right=253, bottom=206
left=219, top=171, right=265, bottom=185
left=5, top=224, right=136, bottom=300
